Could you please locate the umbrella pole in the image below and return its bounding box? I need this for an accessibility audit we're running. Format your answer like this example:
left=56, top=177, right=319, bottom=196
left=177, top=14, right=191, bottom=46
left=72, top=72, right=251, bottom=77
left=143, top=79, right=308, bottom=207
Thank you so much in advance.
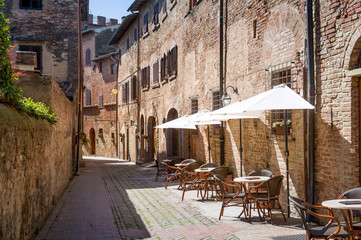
left=240, top=119, right=243, bottom=177
left=188, top=129, right=191, bottom=159
left=208, top=125, right=211, bottom=163
left=284, top=110, right=290, bottom=218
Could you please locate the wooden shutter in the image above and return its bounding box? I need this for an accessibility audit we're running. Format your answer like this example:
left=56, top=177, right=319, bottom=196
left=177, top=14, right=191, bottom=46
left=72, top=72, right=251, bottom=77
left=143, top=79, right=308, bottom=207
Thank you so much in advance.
left=172, top=45, right=178, bottom=75
left=167, top=50, right=171, bottom=77
left=85, top=89, right=91, bottom=105
left=153, top=61, right=159, bottom=84
left=122, top=84, right=125, bottom=103
left=125, top=82, right=129, bottom=103
left=160, top=56, right=165, bottom=81
left=141, top=68, right=144, bottom=88
left=146, top=66, right=150, bottom=87
left=131, top=76, right=137, bottom=100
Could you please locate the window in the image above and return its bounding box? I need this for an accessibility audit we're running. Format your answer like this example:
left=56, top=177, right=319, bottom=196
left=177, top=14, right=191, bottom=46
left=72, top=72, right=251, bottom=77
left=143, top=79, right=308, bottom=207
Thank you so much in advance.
left=253, top=20, right=257, bottom=39
left=270, top=66, right=292, bottom=134
left=191, top=98, right=198, bottom=114
left=212, top=90, right=221, bottom=111
left=131, top=76, right=137, bottom=100
left=122, top=82, right=129, bottom=103
left=85, top=49, right=91, bottom=66
left=141, top=66, right=150, bottom=89
left=133, top=28, right=137, bottom=43
left=153, top=60, right=159, bottom=84
left=85, top=89, right=91, bottom=106
left=170, top=45, right=178, bottom=76
left=99, top=62, right=102, bottom=73
left=19, top=0, right=42, bottom=10
left=111, top=64, right=115, bottom=75
left=98, top=94, right=103, bottom=108
left=160, top=54, right=166, bottom=82
left=153, top=2, right=159, bottom=26
left=143, top=13, right=149, bottom=35
left=18, top=45, right=42, bottom=71
left=126, top=37, right=130, bottom=51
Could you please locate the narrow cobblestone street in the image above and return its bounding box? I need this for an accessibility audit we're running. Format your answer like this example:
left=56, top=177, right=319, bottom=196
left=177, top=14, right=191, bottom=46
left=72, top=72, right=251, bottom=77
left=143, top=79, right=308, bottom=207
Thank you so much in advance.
left=36, top=159, right=306, bottom=240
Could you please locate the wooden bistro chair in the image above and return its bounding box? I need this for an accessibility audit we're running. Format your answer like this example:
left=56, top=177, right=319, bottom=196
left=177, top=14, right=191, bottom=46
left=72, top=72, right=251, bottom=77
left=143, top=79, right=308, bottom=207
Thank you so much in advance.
left=181, top=162, right=201, bottom=201
left=248, top=175, right=286, bottom=224
left=213, top=167, right=248, bottom=220
left=338, top=187, right=361, bottom=238
left=248, top=169, right=273, bottom=177
left=164, top=157, right=184, bottom=189
left=289, top=196, right=349, bottom=240
left=155, top=159, right=166, bottom=182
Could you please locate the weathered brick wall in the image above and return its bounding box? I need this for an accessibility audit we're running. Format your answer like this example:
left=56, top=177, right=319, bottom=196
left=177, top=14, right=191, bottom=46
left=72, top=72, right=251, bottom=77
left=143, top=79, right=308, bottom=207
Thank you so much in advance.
left=0, top=74, right=73, bottom=240
left=2, top=0, right=79, bottom=99
left=116, top=0, right=361, bottom=208
left=314, top=0, right=361, bottom=203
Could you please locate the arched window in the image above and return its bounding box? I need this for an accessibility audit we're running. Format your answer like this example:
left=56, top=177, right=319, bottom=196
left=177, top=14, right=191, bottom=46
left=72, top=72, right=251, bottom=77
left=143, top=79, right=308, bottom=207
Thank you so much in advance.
left=85, top=49, right=91, bottom=66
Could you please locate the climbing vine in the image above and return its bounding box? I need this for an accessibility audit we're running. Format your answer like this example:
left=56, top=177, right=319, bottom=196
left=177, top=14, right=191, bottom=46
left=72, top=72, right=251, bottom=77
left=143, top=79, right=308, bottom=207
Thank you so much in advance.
left=0, top=0, right=56, bottom=124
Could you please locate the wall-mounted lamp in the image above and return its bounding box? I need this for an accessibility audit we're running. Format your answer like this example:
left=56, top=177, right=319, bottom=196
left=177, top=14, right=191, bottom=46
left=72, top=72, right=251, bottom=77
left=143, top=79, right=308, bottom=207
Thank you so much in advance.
left=111, top=88, right=118, bottom=95
left=221, top=86, right=238, bottom=107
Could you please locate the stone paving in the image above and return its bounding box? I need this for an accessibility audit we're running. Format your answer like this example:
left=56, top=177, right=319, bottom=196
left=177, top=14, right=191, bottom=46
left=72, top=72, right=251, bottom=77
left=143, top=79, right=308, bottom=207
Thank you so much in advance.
left=36, top=159, right=306, bottom=240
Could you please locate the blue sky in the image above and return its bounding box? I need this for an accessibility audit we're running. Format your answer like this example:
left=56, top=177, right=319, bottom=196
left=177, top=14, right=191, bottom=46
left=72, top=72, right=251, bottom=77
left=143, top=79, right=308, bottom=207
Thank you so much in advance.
left=89, top=0, right=135, bottom=22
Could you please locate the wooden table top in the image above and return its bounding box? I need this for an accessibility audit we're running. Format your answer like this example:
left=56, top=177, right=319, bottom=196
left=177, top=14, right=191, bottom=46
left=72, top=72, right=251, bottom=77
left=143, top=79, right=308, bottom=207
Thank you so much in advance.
left=234, top=176, right=270, bottom=183
left=322, top=199, right=361, bottom=210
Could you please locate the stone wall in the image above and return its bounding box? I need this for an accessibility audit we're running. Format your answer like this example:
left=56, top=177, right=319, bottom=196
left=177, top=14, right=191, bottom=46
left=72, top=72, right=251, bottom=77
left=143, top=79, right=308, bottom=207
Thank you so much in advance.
left=0, top=74, right=73, bottom=240
left=2, top=0, right=80, bottom=99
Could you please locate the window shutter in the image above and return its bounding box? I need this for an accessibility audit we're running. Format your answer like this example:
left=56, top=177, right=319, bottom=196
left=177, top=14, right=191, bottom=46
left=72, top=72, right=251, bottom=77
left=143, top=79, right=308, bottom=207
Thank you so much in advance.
left=99, top=94, right=103, bottom=108
left=125, top=82, right=129, bottom=103
left=167, top=50, right=171, bottom=77
left=153, top=61, right=159, bottom=84
left=146, top=66, right=150, bottom=87
left=122, top=84, right=125, bottom=103
left=141, top=68, right=144, bottom=88
left=85, top=89, right=91, bottom=105
left=132, top=76, right=137, bottom=100
left=160, top=57, right=165, bottom=81
left=172, top=45, right=178, bottom=75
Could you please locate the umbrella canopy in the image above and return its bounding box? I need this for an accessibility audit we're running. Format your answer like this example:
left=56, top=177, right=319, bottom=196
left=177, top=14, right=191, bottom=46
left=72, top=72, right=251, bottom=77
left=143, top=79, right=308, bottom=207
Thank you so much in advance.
left=154, top=115, right=197, bottom=129
left=211, top=84, right=314, bottom=116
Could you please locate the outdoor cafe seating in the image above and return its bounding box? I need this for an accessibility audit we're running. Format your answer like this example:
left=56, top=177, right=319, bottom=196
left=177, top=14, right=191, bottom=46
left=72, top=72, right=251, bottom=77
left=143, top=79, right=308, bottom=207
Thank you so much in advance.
left=180, top=162, right=201, bottom=201
left=289, top=196, right=349, bottom=239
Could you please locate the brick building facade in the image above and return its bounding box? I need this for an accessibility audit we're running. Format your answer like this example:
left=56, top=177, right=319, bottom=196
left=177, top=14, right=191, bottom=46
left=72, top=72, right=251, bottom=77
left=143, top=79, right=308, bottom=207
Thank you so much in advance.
left=111, top=0, right=361, bottom=210
left=82, top=21, right=120, bottom=158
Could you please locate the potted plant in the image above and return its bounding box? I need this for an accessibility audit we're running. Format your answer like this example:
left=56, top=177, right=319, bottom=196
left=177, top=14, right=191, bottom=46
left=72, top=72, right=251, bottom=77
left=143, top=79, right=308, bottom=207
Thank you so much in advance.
left=272, top=120, right=291, bottom=135
left=80, top=132, right=88, bottom=145
left=142, top=134, right=148, bottom=139
left=135, top=132, right=140, bottom=139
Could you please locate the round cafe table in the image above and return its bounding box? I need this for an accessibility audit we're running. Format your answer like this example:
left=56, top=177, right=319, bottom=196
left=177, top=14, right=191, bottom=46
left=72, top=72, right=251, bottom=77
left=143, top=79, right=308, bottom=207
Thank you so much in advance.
left=322, top=199, right=361, bottom=239
left=194, top=168, right=217, bottom=200
left=234, top=176, right=270, bottom=183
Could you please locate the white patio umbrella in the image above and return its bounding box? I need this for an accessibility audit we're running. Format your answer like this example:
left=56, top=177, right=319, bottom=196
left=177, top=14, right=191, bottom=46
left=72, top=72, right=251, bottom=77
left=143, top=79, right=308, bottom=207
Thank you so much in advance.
left=211, top=83, right=315, bottom=217
left=154, top=115, right=197, bottom=129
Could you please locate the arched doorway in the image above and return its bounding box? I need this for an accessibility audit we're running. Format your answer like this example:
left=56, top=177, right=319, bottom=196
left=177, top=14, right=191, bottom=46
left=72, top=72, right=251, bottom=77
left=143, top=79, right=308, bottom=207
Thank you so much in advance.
left=90, top=128, right=96, bottom=154
left=147, top=116, right=157, bottom=162
left=166, top=108, right=179, bottom=157
left=140, top=115, right=145, bottom=160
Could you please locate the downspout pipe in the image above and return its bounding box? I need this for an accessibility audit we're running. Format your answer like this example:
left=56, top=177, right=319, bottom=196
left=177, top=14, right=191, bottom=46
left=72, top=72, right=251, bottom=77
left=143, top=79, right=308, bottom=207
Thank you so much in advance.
left=306, top=0, right=315, bottom=215
left=219, top=0, right=225, bottom=166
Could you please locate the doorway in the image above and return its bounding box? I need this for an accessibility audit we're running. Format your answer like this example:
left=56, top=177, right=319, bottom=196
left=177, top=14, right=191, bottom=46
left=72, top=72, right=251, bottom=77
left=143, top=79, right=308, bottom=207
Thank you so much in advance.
left=147, top=116, right=157, bottom=161
left=90, top=128, right=96, bottom=154
left=166, top=108, right=179, bottom=157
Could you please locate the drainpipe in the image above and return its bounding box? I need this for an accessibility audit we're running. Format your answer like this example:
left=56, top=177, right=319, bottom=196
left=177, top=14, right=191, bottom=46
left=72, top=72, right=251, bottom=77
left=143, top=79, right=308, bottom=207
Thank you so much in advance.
left=136, top=12, right=141, bottom=162
left=219, top=0, right=225, bottom=166
left=76, top=0, right=84, bottom=173
left=306, top=0, right=315, bottom=213
left=115, top=54, right=119, bottom=157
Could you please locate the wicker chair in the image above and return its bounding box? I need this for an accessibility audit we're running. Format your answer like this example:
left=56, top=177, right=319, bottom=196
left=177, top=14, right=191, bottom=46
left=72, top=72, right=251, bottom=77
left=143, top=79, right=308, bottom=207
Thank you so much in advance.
left=155, top=159, right=166, bottom=182
left=338, top=187, right=361, bottom=238
left=289, top=196, right=348, bottom=239
left=164, top=157, right=184, bottom=189
left=200, top=162, right=219, bottom=169
left=180, top=162, right=201, bottom=201
left=213, top=167, right=248, bottom=220
left=248, top=175, right=286, bottom=224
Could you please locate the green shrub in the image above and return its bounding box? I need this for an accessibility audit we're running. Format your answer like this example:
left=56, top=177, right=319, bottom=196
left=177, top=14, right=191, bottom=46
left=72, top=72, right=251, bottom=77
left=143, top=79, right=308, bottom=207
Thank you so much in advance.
left=0, top=0, right=56, bottom=124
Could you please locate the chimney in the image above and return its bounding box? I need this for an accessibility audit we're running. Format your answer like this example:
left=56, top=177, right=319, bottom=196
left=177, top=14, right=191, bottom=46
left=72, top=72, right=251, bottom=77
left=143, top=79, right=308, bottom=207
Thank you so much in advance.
left=88, top=14, right=93, bottom=25
left=97, top=16, right=106, bottom=26
left=110, top=18, right=118, bottom=25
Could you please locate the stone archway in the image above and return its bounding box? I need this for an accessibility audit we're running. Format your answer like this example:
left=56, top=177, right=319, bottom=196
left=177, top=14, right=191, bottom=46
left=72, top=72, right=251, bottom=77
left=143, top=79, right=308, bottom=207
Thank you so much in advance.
left=90, top=128, right=95, bottom=154
left=166, top=108, right=179, bottom=157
